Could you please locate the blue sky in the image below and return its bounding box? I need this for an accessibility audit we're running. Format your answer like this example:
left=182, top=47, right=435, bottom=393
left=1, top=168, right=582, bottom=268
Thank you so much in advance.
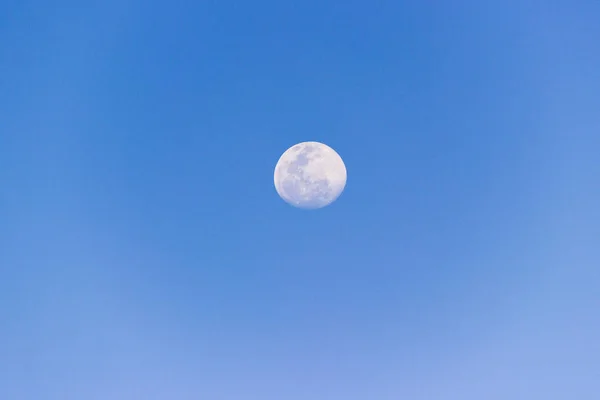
left=1, top=1, right=599, bottom=398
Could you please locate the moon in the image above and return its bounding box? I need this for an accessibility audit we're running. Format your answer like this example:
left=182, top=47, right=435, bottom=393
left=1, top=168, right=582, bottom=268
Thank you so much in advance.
left=274, top=141, right=347, bottom=209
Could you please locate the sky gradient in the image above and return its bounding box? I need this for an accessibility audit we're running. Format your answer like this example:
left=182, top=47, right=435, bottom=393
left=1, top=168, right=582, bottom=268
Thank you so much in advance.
left=1, top=1, right=599, bottom=399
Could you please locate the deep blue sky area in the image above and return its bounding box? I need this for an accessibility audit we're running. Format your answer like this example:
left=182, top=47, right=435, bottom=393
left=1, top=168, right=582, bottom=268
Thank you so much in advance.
left=1, top=1, right=599, bottom=399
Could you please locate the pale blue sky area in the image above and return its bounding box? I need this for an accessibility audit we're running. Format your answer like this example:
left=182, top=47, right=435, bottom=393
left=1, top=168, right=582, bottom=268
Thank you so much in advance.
left=1, top=1, right=599, bottom=399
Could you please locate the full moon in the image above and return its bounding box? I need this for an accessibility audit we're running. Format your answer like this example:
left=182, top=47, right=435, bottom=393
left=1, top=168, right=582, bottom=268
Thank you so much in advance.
left=274, top=141, right=347, bottom=209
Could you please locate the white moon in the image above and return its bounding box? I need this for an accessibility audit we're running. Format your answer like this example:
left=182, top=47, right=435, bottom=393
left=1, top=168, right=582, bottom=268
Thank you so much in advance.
left=274, top=141, right=347, bottom=209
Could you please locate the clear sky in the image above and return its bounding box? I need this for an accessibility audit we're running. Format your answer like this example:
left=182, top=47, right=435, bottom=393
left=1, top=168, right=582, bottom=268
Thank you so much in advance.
left=1, top=1, right=599, bottom=399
